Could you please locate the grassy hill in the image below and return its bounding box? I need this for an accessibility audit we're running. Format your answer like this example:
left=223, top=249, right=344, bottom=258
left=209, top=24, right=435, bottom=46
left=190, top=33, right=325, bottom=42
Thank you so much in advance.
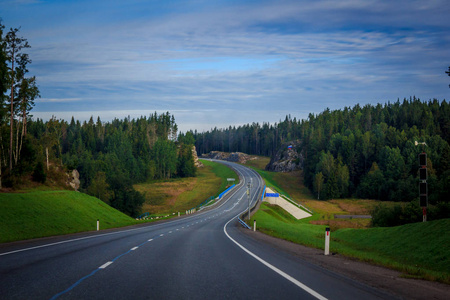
left=135, top=159, right=239, bottom=214
left=0, top=191, right=138, bottom=243
left=245, top=155, right=449, bottom=283
left=0, top=159, right=240, bottom=243
left=252, top=203, right=450, bottom=283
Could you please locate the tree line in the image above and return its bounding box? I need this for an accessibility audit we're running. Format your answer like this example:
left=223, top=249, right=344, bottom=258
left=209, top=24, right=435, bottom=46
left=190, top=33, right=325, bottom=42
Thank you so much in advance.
left=194, top=98, right=450, bottom=206
left=1, top=23, right=40, bottom=188
left=1, top=22, right=196, bottom=217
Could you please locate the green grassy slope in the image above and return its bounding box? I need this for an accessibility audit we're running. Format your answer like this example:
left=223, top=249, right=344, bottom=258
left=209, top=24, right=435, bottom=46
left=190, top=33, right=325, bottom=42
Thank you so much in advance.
left=201, top=159, right=240, bottom=197
left=0, top=191, right=138, bottom=243
left=252, top=203, right=450, bottom=283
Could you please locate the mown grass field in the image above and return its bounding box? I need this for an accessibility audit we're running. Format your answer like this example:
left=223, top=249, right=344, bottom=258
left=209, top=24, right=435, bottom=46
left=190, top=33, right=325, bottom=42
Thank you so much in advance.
left=135, top=159, right=239, bottom=214
left=0, top=191, right=138, bottom=243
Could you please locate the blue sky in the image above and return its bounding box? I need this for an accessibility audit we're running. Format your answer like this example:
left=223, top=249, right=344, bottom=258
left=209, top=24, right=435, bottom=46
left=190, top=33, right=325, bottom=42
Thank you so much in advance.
left=1, top=0, right=449, bottom=132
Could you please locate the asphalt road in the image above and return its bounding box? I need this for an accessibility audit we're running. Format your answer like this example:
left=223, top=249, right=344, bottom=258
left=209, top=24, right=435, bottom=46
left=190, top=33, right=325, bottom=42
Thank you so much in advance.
left=0, top=161, right=397, bottom=300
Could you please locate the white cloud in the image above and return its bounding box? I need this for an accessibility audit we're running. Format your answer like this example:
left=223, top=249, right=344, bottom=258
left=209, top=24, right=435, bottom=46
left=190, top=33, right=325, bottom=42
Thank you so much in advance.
left=6, top=0, right=449, bottom=131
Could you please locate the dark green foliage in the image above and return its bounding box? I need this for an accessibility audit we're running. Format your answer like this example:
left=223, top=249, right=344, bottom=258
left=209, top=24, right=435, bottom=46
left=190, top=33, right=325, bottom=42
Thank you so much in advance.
left=177, top=143, right=196, bottom=177
left=371, top=201, right=450, bottom=227
left=15, top=136, right=36, bottom=175
left=195, top=98, right=450, bottom=206
left=1, top=102, right=195, bottom=216
left=32, top=161, right=46, bottom=183
left=108, top=173, right=145, bottom=218
left=371, top=202, right=421, bottom=227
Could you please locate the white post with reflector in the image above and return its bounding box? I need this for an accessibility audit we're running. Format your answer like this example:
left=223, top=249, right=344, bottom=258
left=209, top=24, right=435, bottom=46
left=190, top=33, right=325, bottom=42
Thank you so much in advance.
left=97, top=219, right=100, bottom=231
left=324, top=227, right=330, bottom=255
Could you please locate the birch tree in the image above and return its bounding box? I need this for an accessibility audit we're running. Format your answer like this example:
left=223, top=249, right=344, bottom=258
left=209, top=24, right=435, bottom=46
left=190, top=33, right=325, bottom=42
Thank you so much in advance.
left=5, top=27, right=30, bottom=171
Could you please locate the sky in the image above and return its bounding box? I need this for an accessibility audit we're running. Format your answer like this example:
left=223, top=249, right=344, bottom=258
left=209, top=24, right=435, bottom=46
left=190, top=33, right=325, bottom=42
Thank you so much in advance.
left=1, top=0, right=449, bottom=132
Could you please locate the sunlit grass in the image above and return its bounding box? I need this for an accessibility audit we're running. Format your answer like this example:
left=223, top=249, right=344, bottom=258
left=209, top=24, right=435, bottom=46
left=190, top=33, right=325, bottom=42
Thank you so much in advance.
left=135, top=159, right=239, bottom=214
left=252, top=202, right=450, bottom=283
left=0, top=191, right=138, bottom=243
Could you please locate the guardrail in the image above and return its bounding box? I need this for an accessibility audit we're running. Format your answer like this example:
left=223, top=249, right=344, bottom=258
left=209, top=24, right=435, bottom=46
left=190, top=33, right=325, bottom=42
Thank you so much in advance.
left=238, top=217, right=251, bottom=229
left=218, top=184, right=235, bottom=199
left=261, top=185, right=266, bottom=201
left=190, top=184, right=237, bottom=213
left=137, top=212, right=150, bottom=219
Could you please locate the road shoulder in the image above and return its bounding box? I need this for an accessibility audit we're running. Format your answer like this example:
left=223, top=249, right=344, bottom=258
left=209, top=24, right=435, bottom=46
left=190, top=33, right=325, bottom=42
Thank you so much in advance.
left=239, top=226, right=450, bottom=300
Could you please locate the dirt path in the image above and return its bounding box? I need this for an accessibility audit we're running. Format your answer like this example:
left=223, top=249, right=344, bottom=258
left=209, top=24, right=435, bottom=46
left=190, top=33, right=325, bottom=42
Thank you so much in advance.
left=241, top=227, right=450, bottom=300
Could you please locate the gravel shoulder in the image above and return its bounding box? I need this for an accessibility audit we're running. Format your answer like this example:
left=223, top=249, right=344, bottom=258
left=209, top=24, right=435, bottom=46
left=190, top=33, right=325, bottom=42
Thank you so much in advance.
left=240, top=227, right=450, bottom=300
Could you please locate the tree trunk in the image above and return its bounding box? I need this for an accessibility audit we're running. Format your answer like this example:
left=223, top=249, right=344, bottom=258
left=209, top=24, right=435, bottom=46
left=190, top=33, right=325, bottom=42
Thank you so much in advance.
left=23, top=104, right=27, bottom=137
left=46, top=147, right=49, bottom=171
left=14, top=120, right=20, bottom=165
left=0, top=145, right=2, bottom=189
left=10, top=57, right=14, bottom=172
left=19, top=115, right=25, bottom=163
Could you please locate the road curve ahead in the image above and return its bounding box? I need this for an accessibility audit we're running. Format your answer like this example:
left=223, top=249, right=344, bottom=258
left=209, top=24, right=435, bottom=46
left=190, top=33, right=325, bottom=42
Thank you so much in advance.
left=0, top=161, right=396, bottom=300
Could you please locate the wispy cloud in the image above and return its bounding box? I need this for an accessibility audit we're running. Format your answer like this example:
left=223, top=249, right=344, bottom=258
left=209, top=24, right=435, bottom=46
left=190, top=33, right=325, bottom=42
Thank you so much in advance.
left=3, top=0, right=449, bottom=131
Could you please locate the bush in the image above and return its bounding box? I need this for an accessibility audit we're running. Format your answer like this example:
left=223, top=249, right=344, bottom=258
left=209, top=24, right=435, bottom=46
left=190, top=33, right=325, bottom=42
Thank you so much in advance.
left=429, top=202, right=450, bottom=220
left=371, top=200, right=450, bottom=227
left=371, top=201, right=422, bottom=227
left=32, top=161, right=47, bottom=183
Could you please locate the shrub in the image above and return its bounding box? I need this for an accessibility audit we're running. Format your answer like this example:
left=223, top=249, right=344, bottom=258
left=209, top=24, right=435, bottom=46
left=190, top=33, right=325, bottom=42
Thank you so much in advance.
left=371, top=201, right=421, bottom=227
left=32, top=161, right=47, bottom=183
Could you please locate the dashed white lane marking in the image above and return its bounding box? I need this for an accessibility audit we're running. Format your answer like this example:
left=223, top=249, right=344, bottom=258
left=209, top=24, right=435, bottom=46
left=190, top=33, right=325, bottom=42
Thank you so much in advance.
left=130, top=247, right=138, bottom=251
left=99, top=262, right=113, bottom=269
left=160, top=234, right=164, bottom=237
left=169, top=231, right=172, bottom=234
left=148, top=239, right=153, bottom=242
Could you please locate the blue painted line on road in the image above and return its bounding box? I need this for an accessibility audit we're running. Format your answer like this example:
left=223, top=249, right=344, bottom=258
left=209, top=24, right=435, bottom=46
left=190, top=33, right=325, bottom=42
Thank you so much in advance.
left=50, top=219, right=210, bottom=299
left=50, top=268, right=100, bottom=300
left=49, top=232, right=167, bottom=299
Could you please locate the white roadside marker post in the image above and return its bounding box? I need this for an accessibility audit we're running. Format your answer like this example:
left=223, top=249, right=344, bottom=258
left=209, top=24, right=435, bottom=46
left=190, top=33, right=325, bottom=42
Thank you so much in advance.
left=324, top=227, right=330, bottom=255
left=97, top=219, right=100, bottom=231
left=253, top=220, right=256, bottom=232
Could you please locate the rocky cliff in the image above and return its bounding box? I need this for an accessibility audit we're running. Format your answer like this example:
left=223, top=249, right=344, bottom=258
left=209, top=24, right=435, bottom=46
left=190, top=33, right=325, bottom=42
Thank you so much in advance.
left=265, top=140, right=303, bottom=172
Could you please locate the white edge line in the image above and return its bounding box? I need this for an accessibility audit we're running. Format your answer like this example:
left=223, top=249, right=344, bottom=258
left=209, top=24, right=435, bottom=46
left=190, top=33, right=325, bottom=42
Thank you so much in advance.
left=1, top=208, right=211, bottom=257
left=0, top=226, right=150, bottom=257
left=223, top=214, right=328, bottom=300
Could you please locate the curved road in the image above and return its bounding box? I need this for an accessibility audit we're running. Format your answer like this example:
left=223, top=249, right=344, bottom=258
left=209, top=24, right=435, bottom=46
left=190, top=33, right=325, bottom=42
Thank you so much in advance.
left=0, top=161, right=396, bottom=299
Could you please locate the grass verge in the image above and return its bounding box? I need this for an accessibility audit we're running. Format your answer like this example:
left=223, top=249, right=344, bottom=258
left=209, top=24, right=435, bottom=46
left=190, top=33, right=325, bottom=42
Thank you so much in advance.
left=135, top=159, right=239, bottom=214
left=247, top=155, right=449, bottom=283
left=0, top=191, right=138, bottom=243
left=252, top=203, right=450, bottom=283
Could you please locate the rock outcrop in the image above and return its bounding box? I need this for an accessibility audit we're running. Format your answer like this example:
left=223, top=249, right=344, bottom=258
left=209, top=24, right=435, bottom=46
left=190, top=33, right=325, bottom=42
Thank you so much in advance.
left=68, top=169, right=80, bottom=191
left=192, top=146, right=203, bottom=168
left=265, top=140, right=303, bottom=172
left=200, top=151, right=257, bottom=164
